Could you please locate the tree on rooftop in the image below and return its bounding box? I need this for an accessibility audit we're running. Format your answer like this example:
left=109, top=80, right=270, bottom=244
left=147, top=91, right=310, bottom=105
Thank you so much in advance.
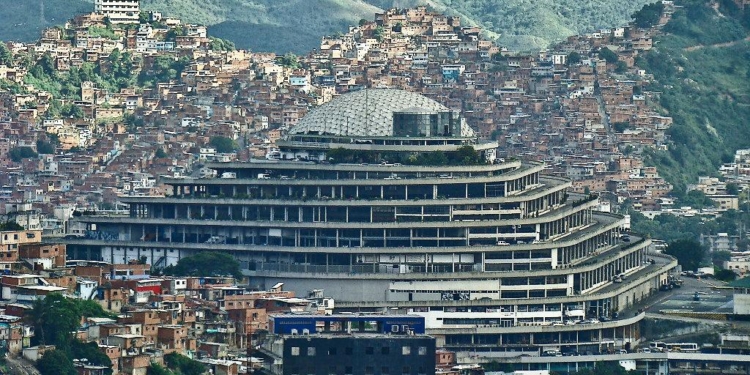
left=452, top=145, right=482, bottom=165
left=165, top=251, right=242, bottom=279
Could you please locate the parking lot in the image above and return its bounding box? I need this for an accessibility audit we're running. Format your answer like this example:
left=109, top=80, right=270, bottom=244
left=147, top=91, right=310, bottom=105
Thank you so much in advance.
left=645, top=277, right=733, bottom=314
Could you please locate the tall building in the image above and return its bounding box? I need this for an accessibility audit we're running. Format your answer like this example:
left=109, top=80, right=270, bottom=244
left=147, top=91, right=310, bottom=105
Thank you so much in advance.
left=65, top=89, right=677, bottom=355
left=93, top=0, right=140, bottom=24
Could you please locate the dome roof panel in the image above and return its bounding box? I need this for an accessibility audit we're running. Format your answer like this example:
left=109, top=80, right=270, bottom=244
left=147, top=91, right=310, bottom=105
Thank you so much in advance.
left=290, top=89, right=474, bottom=137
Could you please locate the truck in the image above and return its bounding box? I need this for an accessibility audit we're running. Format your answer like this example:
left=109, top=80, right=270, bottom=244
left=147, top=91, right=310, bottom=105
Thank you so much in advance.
left=257, top=173, right=271, bottom=179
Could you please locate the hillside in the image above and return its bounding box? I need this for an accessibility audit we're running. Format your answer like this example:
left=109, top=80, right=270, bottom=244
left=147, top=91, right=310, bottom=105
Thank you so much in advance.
left=0, top=0, right=92, bottom=42
left=636, top=0, right=750, bottom=193
left=423, top=0, right=658, bottom=50
left=2, top=0, right=657, bottom=53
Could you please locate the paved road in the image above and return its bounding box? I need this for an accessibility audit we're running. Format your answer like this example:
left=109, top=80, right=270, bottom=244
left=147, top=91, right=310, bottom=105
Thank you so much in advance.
left=5, top=356, right=40, bottom=375
left=649, top=277, right=733, bottom=314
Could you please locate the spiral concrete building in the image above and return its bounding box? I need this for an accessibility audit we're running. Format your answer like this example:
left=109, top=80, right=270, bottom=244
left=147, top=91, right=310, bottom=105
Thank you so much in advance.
left=65, top=89, right=677, bottom=355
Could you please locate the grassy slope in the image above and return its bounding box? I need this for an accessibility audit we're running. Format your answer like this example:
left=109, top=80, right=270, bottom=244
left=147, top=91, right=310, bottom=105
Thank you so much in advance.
left=2, top=0, right=659, bottom=52
left=414, top=0, right=656, bottom=50
left=637, top=0, right=750, bottom=193
left=0, top=0, right=92, bottom=42
left=201, top=0, right=381, bottom=53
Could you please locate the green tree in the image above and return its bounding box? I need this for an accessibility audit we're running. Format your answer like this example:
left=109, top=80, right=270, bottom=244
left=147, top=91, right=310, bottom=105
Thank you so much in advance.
left=209, top=37, right=236, bottom=51
left=632, top=2, right=665, bottom=28
left=666, top=239, right=707, bottom=271
left=76, top=298, right=116, bottom=319
left=36, top=140, right=55, bottom=154
left=165, top=252, right=242, bottom=279
left=598, top=47, right=619, bottom=64
left=210, top=136, right=238, bottom=153
left=87, top=26, right=118, bottom=39
left=715, top=268, right=737, bottom=282
left=27, top=293, right=81, bottom=348
left=69, top=340, right=113, bottom=373
left=726, top=183, right=740, bottom=195
left=0, top=221, right=23, bottom=230
left=278, top=53, right=300, bottom=69
left=164, top=353, right=207, bottom=375
left=680, top=190, right=716, bottom=209
left=139, top=11, right=150, bottom=24
left=165, top=26, right=187, bottom=42
left=452, top=145, right=482, bottom=165
left=615, top=60, right=628, bottom=73
left=147, top=362, right=175, bottom=375
left=37, top=349, right=76, bottom=375
left=139, top=55, right=190, bottom=87
left=60, top=103, right=84, bottom=119
left=567, top=51, right=581, bottom=65
left=124, top=113, right=145, bottom=129
left=0, top=42, right=12, bottom=67
left=155, top=148, right=168, bottom=158
left=613, top=122, right=630, bottom=132
left=373, top=26, right=385, bottom=42
left=8, top=147, right=38, bottom=162
left=713, top=250, right=732, bottom=263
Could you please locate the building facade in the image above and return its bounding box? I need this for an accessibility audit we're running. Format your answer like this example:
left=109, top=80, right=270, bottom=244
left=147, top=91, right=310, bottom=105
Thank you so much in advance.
left=258, top=315, right=436, bottom=375
left=93, top=0, right=140, bottom=24
left=64, top=89, right=677, bottom=356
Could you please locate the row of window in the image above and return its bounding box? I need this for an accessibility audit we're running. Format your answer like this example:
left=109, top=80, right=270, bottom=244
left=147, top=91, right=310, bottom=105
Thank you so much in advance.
left=288, top=365, right=428, bottom=375
left=290, top=346, right=429, bottom=356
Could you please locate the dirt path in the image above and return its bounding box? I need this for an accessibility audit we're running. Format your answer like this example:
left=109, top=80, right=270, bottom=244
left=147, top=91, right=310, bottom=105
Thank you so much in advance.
left=684, top=35, right=750, bottom=51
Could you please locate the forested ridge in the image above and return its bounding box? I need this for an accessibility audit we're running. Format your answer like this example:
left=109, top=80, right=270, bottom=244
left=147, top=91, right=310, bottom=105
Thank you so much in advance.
left=1, top=0, right=657, bottom=53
